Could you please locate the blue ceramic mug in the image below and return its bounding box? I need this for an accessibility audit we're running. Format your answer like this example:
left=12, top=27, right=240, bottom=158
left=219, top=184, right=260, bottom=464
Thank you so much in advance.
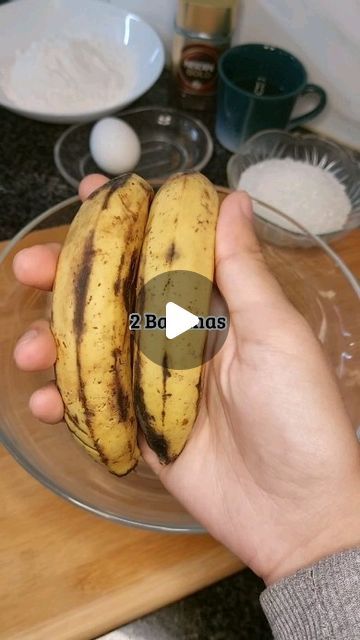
left=216, top=44, right=327, bottom=152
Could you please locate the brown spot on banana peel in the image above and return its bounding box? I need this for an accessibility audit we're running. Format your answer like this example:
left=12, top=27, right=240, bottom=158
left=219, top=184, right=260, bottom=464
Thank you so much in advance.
left=72, top=232, right=109, bottom=465
left=127, top=438, right=134, bottom=455
left=136, top=276, right=145, bottom=318
left=165, top=242, right=179, bottom=264
left=161, top=352, right=171, bottom=427
left=122, top=249, right=139, bottom=314
left=134, top=381, right=171, bottom=463
left=64, top=402, right=100, bottom=455
left=108, top=459, right=138, bottom=478
left=120, top=193, right=143, bottom=221
left=133, top=352, right=171, bottom=464
left=84, top=173, right=131, bottom=203
left=73, top=232, right=95, bottom=337
left=113, top=254, right=125, bottom=297
left=162, top=353, right=171, bottom=386
left=76, top=358, right=109, bottom=463
left=115, top=384, right=130, bottom=422
left=133, top=281, right=145, bottom=361
left=102, top=174, right=132, bottom=209
left=64, top=408, right=89, bottom=435
left=72, top=233, right=96, bottom=430
left=101, top=173, right=153, bottom=212
left=113, top=221, right=137, bottom=299
left=203, top=188, right=210, bottom=199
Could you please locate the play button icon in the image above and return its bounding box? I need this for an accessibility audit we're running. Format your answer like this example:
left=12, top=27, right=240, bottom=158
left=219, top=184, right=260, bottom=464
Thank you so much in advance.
left=134, top=270, right=230, bottom=370
left=165, top=302, right=199, bottom=340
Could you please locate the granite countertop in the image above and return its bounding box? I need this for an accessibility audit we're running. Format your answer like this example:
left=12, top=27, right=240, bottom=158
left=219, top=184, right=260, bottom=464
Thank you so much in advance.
left=0, top=70, right=231, bottom=240
left=1, top=70, right=271, bottom=639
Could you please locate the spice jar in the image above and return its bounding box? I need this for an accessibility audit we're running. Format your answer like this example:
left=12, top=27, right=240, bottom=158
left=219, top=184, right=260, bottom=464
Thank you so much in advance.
left=172, top=0, right=237, bottom=110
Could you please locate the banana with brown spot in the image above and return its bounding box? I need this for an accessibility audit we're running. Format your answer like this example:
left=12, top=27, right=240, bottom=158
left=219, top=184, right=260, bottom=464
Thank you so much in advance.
left=133, top=173, right=219, bottom=463
left=52, top=173, right=154, bottom=475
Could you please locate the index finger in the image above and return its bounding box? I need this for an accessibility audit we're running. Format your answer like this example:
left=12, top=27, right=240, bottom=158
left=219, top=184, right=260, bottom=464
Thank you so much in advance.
left=13, top=242, right=61, bottom=290
left=13, top=174, right=110, bottom=290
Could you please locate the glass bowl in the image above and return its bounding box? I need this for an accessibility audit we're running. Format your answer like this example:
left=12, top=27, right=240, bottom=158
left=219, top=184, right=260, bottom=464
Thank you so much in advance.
left=1, top=189, right=359, bottom=531
left=54, top=106, right=213, bottom=188
left=227, top=130, right=360, bottom=248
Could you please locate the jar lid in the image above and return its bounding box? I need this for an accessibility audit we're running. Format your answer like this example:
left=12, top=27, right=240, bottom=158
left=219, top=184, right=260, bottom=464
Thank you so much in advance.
left=176, top=1, right=236, bottom=39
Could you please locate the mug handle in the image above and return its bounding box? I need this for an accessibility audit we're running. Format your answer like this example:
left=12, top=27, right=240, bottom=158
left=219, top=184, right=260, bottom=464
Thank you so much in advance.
left=288, top=84, right=327, bottom=128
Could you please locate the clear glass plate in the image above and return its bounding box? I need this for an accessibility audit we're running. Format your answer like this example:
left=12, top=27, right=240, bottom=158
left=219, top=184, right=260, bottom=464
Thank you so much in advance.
left=0, top=189, right=359, bottom=532
left=54, top=106, right=213, bottom=188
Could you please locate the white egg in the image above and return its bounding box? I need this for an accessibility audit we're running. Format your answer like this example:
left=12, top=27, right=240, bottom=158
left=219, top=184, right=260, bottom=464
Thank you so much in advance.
left=89, top=117, right=141, bottom=175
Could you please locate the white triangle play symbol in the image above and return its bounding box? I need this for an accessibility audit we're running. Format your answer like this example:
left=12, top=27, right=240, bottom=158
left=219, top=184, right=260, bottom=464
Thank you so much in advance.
left=165, top=302, right=199, bottom=340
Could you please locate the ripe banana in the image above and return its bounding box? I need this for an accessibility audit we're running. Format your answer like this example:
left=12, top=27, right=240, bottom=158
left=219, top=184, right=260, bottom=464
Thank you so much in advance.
left=51, top=174, right=153, bottom=476
left=133, top=173, right=219, bottom=463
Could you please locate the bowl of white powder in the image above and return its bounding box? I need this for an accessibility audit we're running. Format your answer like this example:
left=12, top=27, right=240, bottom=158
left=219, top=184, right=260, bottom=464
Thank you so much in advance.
left=227, top=130, right=360, bottom=248
left=0, top=0, right=165, bottom=123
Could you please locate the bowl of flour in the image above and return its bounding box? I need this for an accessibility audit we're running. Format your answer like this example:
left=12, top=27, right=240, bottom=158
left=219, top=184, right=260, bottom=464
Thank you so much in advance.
left=0, top=0, right=165, bottom=123
left=227, top=130, right=360, bottom=248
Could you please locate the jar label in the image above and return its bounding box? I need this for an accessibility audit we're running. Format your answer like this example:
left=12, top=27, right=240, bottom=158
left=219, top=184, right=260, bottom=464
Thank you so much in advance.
left=179, top=44, right=220, bottom=95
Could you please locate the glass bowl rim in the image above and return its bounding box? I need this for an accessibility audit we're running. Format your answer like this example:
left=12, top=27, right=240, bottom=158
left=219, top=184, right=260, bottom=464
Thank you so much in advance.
left=229, top=128, right=359, bottom=161
left=1, top=193, right=359, bottom=531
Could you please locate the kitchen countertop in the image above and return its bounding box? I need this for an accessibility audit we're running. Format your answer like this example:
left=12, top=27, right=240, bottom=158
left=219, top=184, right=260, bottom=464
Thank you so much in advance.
left=0, top=70, right=272, bottom=639
left=0, top=70, right=231, bottom=240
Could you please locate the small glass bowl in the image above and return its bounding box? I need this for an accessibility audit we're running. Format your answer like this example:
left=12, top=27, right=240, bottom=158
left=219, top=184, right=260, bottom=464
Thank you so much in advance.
left=54, top=106, right=213, bottom=189
left=227, top=130, right=360, bottom=248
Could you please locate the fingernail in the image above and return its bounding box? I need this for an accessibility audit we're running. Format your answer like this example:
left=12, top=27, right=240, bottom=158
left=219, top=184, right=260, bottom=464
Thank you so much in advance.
left=17, top=329, right=38, bottom=344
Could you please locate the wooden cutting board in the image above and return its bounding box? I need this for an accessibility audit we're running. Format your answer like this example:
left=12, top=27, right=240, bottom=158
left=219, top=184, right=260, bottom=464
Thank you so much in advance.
left=1, top=228, right=359, bottom=640
left=0, top=446, right=243, bottom=640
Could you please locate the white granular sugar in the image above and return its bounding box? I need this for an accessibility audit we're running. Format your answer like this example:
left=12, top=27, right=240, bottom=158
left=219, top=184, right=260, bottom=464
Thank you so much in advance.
left=1, top=37, right=135, bottom=114
left=238, top=158, right=351, bottom=234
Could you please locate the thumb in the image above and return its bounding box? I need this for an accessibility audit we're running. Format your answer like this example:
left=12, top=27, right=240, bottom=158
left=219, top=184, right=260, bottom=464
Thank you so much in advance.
left=215, top=191, right=287, bottom=316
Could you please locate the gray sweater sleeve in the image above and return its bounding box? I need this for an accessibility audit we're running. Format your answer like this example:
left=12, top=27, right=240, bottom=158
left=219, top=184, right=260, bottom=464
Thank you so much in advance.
left=260, top=549, right=360, bottom=640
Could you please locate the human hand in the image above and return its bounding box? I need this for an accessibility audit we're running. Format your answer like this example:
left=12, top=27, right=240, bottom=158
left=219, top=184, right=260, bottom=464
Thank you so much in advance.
left=13, top=174, right=360, bottom=585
